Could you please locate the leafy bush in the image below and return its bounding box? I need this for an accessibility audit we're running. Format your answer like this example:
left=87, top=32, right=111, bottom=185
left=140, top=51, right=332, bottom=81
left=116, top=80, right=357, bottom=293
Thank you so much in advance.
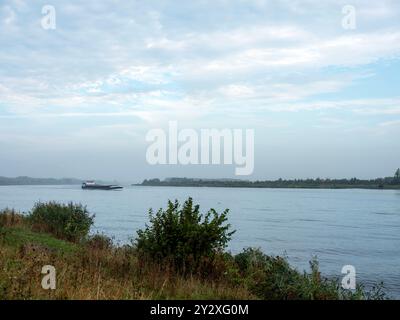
left=27, top=202, right=94, bottom=242
left=234, top=248, right=387, bottom=300
left=85, top=233, right=113, bottom=250
left=235, top=248, right=340, bottom=299
left=135, top=197, right=235, bottom=270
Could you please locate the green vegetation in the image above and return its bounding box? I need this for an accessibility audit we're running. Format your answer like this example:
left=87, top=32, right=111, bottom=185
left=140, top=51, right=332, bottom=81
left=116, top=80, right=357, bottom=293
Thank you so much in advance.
left=395, top=168, right=400, bottom=181
left=0, top=208, right=78, bottom=253
left=0, top=227, right=77, bottom=253
left=233, top=248, right=385, bottom=300
left=0, top=201, right=387, bottom=300
left=136, top=197, right=235, bottom=270
left=28, top=202, right=94, bottom=242
left=140, top=171, right=400, bottom=190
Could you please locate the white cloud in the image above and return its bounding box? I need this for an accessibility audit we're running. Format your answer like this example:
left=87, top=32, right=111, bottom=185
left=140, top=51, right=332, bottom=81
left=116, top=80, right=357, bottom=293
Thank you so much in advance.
left=186, top=31, right=400, bottom=77
left=1, top=5, right=16, bottom=25
left=379, top=119, right=400, bottom=127
left=1, top=0, right=400, bottom=126
left=219, top=84, right=255, bottom=98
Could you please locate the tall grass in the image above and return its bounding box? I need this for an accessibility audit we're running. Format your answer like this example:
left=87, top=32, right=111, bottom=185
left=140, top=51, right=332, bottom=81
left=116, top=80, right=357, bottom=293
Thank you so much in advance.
left=0, top=201, right=388, bottom=300
left=0, top=208, right=25, bottom=228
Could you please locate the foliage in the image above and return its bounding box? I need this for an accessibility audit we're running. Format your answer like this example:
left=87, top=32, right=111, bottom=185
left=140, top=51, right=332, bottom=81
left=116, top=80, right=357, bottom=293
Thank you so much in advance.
left=0, top=209, right=25, bottom=228
left=27, top=202, right=94, bottom=242
left=395, top=168, right=400, bottom=181
left=233, top=248, right=388, bottom=300
left=0, top=203, right=389, bottom=300
left=141, top=173, right=400, bottom=189
left=135, top=198, right=235, bottom=270
left=85, top=233, right=113, bottom=250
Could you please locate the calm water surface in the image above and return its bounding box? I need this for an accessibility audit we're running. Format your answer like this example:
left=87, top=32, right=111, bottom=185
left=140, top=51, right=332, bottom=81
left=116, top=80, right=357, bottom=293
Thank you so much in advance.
left=1, top=185, right=399, bottom=297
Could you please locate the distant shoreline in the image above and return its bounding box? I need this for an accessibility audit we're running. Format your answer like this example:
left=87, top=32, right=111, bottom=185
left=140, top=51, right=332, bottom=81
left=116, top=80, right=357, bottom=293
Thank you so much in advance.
left=136, top=185, right=400, bottom=190
left=136, top=184, right=400, bottom=190
left=2, top=175, right=400, bottom=190
left=0, top=176, right=120, bottom=186
left=0, top=176, right=82, bottom=186
left=137, top=177, right=400, bottom=190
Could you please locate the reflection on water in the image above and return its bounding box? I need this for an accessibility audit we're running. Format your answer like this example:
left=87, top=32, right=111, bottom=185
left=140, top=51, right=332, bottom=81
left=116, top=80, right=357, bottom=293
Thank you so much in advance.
left=0, top=185, right=400, bottom=298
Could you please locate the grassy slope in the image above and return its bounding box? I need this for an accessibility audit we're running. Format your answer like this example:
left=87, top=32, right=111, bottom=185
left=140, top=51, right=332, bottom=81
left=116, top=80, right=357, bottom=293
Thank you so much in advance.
left=1, top=226, right=77, bottom=253
left=0, top=208, right=386, bottom=300
left=0, top=225, right=253, bottom=300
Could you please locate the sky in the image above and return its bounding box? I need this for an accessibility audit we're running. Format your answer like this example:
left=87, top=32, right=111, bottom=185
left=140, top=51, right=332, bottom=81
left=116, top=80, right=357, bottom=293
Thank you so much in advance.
left=0, top=0, right=400, bottom=182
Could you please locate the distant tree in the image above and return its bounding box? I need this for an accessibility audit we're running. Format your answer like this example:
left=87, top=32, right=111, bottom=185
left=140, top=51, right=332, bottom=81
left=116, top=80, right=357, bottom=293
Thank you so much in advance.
left=395, top=169, right=400, bottom=181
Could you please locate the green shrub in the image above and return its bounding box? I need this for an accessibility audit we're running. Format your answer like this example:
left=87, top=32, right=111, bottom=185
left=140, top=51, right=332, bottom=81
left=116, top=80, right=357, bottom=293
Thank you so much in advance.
left=236, top=248, right=340, bottom=300
left=135, top=197, right=235, bottom=271
left=85, top=233, right=113, bottom=250
left=235, top=247, right=271, bottom=272
left=234, top=248, right=387, bottom=300
left=27, top=202, right=94, bottom=242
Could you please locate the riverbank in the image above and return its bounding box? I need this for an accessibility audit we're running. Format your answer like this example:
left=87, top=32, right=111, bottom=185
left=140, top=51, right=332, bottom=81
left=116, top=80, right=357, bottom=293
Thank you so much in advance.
left=139, top=177, right=400, bottom=190
left=0, top=176, right=82, bottom=186
left=0, top=211, right=251, bottom=299
left=0, top=203, right=387, bottom=300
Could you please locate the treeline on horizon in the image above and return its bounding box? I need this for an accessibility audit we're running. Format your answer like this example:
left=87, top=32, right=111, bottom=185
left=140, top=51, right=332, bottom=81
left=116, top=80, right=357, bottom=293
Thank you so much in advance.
left=2, top=169, right=400, bottom=189
left=141, top=169, right=400, bottom=189
left=0, top=176, right=121, bottom=186
left=0, top=176, right=82, bottom=186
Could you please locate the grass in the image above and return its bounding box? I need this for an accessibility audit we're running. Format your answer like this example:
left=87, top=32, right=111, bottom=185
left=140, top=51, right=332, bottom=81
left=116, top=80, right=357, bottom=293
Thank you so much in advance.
left=0, top=232, right=253, bottom=299
left=0, top=227, right=77, bottom=253
left=0, top=206, right=388, bottom=300
left=0, top=209, right=253, bottom=300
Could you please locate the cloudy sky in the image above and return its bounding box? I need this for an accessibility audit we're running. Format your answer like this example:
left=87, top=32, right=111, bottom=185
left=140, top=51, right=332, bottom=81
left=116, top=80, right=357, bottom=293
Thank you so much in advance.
left=1, top=0, right=400, bottom=182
